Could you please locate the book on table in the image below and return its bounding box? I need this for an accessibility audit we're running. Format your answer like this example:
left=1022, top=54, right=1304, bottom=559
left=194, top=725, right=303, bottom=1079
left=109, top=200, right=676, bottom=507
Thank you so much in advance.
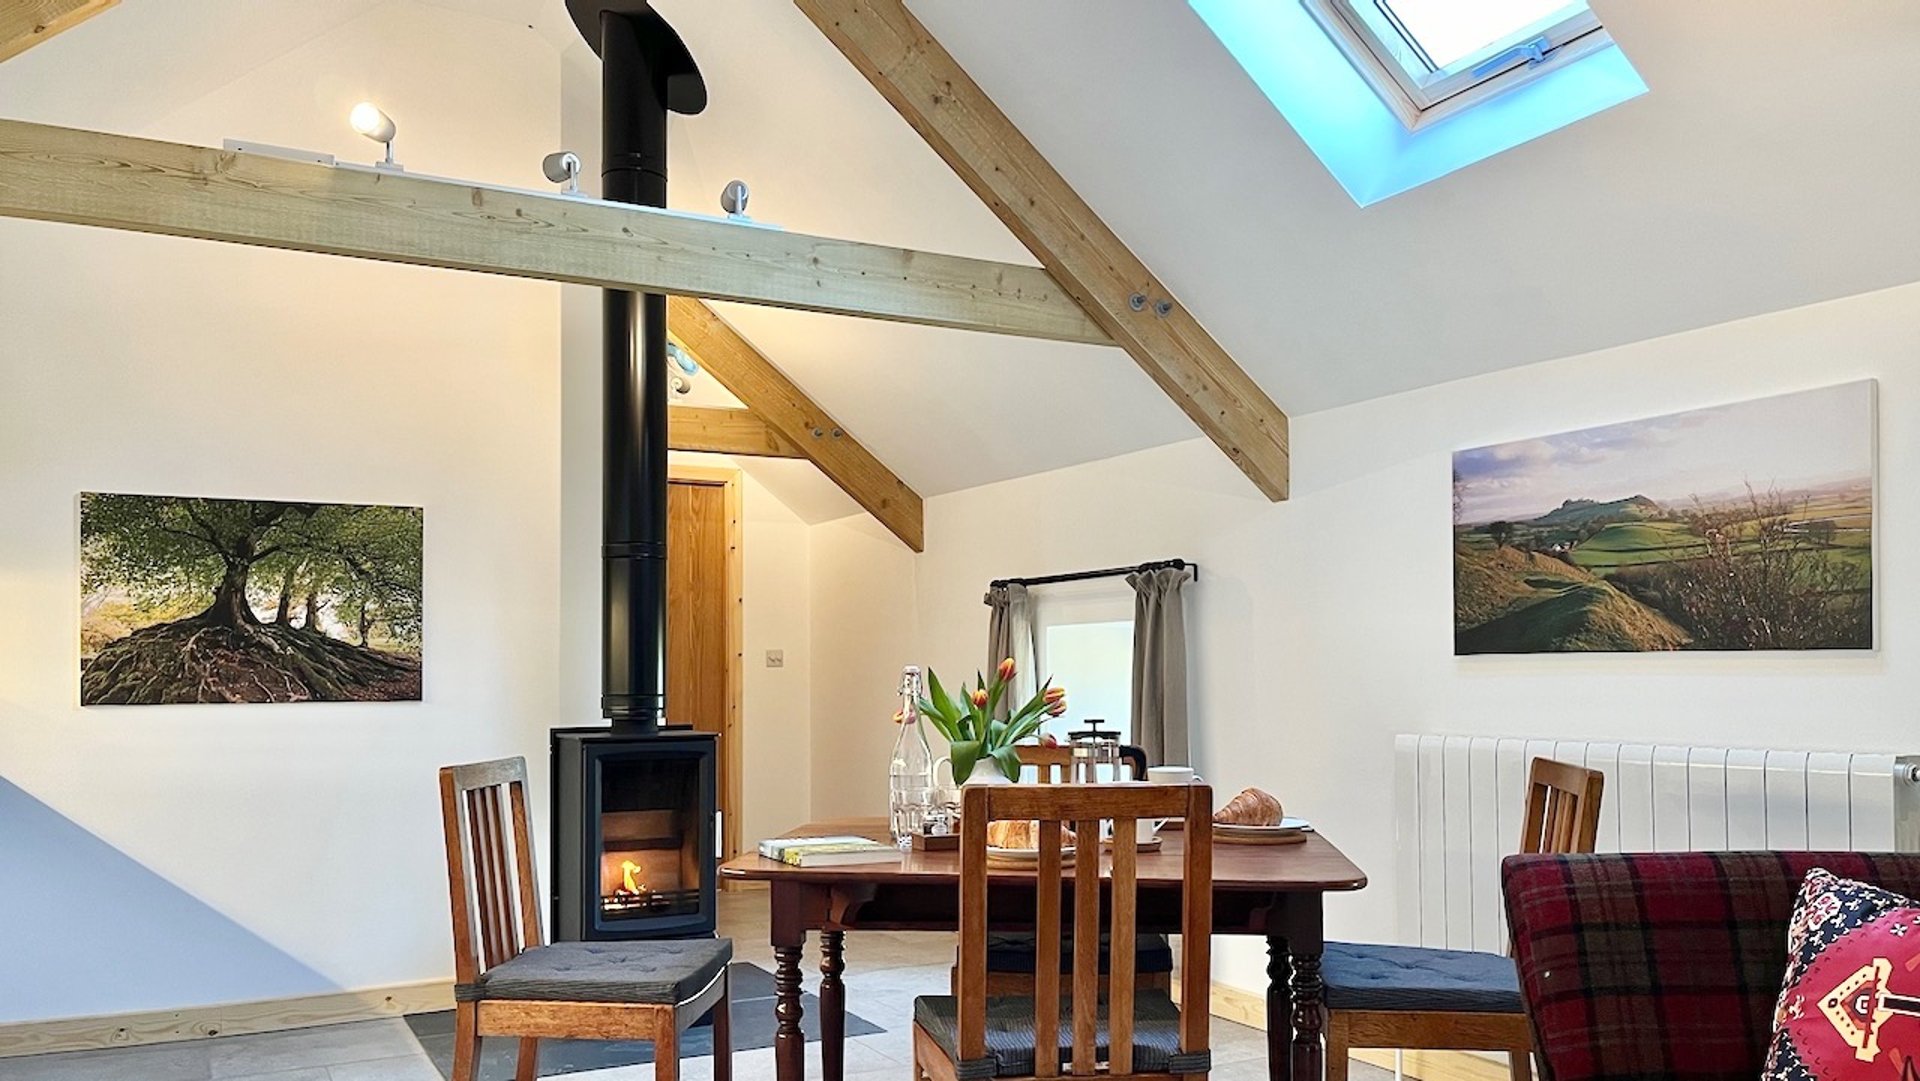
left=757, top=835, right=902, bottom=867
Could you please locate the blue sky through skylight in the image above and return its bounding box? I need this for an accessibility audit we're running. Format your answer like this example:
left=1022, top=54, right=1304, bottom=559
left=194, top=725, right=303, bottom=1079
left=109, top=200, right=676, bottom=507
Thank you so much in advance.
left=1188, top=0, right=1646, bottom=205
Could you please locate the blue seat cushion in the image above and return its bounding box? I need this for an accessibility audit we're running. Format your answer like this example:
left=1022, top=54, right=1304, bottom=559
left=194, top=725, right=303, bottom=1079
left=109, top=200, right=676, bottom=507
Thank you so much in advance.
left=984, top=933, right=1174, bottom=975
left=914, top=993, right=1210, bottom=1079
left=456, top=938, right=732, bottom=1006
left=1320, top=941, right=1521, bottom=1014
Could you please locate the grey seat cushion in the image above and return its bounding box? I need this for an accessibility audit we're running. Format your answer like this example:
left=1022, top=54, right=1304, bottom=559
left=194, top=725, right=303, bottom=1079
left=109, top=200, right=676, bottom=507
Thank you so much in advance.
left=913, top=993, right=1210, bottom=1080
left=1321, top=940, right=1521, bottom=1014
left=984, top=933, right=1174, bottom=975
left=457, top=938, right=732, bottom=1006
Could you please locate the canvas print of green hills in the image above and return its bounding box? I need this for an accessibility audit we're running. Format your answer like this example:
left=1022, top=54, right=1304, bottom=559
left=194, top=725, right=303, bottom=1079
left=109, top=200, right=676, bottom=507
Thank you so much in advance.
left=1453, top=382, right=1875, bottom=654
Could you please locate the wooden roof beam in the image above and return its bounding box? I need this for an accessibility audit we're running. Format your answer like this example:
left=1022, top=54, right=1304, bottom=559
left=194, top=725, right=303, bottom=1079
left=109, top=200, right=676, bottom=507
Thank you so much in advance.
left=796, top=0, right=1292, bottom=500
left=0, top=118, right=1110, bottom=345
left=0, top=0, right=115, bottom=63
left=668, top=404, right=805, bottom=459
left=670, top=297, right=924, bottom=551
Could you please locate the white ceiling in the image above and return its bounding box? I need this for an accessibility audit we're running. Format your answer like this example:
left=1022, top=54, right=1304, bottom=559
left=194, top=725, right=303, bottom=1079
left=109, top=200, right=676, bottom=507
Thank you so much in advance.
left=10, top=0, right=1920, bottom=510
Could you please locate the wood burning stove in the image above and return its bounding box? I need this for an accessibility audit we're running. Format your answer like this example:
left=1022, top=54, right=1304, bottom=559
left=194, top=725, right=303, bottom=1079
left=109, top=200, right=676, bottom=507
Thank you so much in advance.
left=550, top=3, right=718, bottom=944
left=552, top=727, right=717, bottom=940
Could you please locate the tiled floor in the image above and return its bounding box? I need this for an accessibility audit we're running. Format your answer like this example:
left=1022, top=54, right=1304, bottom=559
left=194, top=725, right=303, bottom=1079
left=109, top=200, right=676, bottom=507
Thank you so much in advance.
left=1, top=891, right=1392, bottom=1081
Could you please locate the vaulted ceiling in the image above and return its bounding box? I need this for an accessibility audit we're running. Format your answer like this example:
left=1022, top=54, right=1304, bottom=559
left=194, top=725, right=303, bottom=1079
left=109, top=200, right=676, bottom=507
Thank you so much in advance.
left=8, top=0, right=1920, bottom=512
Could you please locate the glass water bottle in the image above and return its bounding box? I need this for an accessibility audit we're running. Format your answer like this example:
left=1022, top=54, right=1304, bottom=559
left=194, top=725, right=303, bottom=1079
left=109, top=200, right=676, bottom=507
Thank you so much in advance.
left=888, top=666, right=934, bottom=848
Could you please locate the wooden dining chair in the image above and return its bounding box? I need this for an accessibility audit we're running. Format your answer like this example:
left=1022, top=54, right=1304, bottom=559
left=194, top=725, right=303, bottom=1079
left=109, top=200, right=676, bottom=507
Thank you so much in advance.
left=958, top=747, right=1173, bottom=997
left=440, top=757, right=734, bottom=1081
left=1017, top=743, right=1076, bottom=783
left=1322, top=757, right=1605, bottom=1081
left=917, top=781, right=1213, bottom=1081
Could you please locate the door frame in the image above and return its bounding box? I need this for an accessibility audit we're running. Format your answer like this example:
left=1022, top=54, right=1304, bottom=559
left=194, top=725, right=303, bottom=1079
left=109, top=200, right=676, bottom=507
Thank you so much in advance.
left=667, top=463, right=745, bottom=864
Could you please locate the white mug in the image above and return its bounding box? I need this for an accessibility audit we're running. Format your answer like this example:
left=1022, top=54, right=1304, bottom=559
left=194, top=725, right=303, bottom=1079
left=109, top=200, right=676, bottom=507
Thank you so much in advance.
left=1141, top=766, right=1202, bottom=842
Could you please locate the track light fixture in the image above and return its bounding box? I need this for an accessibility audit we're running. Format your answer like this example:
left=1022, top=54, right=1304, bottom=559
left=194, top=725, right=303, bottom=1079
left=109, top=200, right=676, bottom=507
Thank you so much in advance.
left=349, top=102, right=400, bottom=170
left=542, top=151, right=583, bottom=195
left=720, top=179, right=750, bottom=220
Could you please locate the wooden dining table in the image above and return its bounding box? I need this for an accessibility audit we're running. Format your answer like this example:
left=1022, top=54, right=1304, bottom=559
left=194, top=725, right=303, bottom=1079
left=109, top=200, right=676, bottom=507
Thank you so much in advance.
left=720, top=817, right=1367, bottom=1081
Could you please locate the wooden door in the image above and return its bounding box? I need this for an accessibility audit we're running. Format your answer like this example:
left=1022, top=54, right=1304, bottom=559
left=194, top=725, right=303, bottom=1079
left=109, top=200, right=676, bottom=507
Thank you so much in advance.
left=666, top=476, right=736, bottom=855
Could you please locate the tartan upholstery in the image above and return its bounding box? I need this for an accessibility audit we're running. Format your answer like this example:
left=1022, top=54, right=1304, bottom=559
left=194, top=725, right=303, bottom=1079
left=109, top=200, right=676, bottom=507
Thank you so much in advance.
left=1502, top=852, right=1920, bottom=1081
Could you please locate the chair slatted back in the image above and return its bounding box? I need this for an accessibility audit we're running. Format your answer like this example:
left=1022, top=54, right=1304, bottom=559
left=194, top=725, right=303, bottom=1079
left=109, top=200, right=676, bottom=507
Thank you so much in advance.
left=959, top=782, right=1212, bottom=1077
left=1518, top=757, right=1604, bottom=856
left=1015, top=743, right=1075, bottom=784
left=440, top=757, right=544, bottom=983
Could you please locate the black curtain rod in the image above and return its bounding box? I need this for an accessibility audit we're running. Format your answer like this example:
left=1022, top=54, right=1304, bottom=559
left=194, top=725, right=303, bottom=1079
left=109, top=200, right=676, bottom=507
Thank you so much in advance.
left=990, top=558, right=1198, bottom=590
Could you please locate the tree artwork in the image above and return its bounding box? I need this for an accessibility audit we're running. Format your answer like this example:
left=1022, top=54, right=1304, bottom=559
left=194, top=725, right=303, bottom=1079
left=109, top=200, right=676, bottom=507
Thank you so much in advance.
left=79, top=493, right=423, bottom=704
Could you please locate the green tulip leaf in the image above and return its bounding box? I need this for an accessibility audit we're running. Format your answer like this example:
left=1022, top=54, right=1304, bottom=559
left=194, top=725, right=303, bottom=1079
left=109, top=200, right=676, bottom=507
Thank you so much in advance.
left=990, top=745, right=1025, bottom=783
left=949, top=740, right=983, bottom=784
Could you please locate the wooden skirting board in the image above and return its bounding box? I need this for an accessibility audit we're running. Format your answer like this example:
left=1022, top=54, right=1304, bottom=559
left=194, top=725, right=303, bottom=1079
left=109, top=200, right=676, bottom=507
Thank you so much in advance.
left=1205, top=981, right=1514, bottom=1081
left=0, top=980, right=452, bottom=1058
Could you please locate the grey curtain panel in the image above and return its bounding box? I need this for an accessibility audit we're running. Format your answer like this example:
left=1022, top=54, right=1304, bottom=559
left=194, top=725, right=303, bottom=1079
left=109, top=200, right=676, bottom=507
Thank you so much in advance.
left=983, top=582, right=1037, bottom=718
left=1128, top=567, right=1193, bottom=766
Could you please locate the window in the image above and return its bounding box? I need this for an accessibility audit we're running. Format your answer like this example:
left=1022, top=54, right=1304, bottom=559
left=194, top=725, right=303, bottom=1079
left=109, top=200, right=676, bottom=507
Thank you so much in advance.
left=1304, top=0, right=1611, bottom=130
left=1030, top=581, right=1134, bottom=746
left=1189, top=0, right=1644, bottom=204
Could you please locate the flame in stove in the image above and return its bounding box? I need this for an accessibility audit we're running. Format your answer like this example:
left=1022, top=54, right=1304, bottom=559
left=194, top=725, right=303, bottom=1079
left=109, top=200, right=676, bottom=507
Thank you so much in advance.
left=619, top=859, right=648, bottom=895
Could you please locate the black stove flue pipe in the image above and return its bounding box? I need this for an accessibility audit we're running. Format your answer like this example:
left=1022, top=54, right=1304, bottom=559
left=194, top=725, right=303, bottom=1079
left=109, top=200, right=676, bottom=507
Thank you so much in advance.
left=567, top=1, right=707, bottom=733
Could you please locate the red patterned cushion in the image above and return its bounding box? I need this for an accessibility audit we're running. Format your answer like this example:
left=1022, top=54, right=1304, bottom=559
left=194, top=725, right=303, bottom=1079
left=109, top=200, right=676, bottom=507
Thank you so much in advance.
left=1767, top=870, right=1920, bottom=1081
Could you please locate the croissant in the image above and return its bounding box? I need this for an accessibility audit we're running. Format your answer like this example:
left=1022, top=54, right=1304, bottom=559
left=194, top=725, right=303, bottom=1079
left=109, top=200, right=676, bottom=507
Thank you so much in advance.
left=1213, top=787, right=1283, bottom=827
left=987, top=819, right=1037, bottom=848
left=986, top=820, right=1076, bottom=849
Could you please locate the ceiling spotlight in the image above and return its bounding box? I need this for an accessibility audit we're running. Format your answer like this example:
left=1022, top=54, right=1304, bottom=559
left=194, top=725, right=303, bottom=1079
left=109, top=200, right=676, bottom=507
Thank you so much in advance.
left=542, top=150, right=583, bottom=195
left=349, top=102, right=400, bottom=169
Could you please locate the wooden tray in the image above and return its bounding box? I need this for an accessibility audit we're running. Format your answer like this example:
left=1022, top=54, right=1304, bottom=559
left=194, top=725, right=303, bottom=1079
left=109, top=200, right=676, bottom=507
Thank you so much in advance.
left=911, top=831, right=959, bottom=852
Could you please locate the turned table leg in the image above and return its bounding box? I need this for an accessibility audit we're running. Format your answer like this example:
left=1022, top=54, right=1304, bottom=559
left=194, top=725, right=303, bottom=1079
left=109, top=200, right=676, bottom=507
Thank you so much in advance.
left=773, top=943, right=806, bottom=1081
left=1267, top=934, right=1293, bottom=1081
left=820, top=930, right=847, bottom=1081
left=1290, top=947, right=1326, bottom=1081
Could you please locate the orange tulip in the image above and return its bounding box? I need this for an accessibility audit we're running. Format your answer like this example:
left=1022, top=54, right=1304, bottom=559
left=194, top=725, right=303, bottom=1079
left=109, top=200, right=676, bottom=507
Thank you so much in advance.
left=1044, top=686, right=1066, bottom=704
left=1045, top=699, right=1067, bottom=717
left=997, top=657, right=1017, bottom=682
left=970, top=687, right=990, bottom=709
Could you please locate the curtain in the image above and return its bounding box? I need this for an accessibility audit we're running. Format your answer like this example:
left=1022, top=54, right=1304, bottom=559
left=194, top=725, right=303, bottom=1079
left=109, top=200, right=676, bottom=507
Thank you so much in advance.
left=1128, top=566, right=1193, bottom=766
left=983, top=582, right=1037, bottom=718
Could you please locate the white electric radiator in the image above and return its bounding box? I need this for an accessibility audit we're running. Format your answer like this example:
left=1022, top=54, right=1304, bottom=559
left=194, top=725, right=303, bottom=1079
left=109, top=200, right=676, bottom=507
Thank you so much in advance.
left=1393, top=734, right=1920, bottom=953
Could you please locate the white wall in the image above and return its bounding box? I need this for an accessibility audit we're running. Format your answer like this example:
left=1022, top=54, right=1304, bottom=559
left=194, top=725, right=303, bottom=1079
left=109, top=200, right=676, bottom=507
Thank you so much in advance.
left=819, top=278, right=1920, bottom=1000
left=808, top=516, right=920, bottom=820
left=0, top=2, right=561, bottom=1022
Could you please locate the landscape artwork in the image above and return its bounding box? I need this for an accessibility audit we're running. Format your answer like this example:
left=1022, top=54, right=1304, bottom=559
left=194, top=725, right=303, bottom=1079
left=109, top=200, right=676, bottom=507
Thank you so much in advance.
left=80, top=493, right=423, bottom=704
left=1453, top=381, right=1875, bottom=655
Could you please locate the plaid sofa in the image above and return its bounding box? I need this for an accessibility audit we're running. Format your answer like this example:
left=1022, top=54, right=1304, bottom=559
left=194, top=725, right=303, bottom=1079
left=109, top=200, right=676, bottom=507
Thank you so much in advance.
left=1501, top=851, right=1920, bottom=1081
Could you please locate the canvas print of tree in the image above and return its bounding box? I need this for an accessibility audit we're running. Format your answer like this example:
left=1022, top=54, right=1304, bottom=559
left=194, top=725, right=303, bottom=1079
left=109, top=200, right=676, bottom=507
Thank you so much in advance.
left=80, top=494, right=423, bottom=704
left=1453, top=381, right=1874, bottom=654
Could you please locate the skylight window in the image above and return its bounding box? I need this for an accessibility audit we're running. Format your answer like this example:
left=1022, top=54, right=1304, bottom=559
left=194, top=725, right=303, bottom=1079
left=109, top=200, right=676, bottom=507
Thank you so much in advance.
left=1304, top=0, right=1611, bottom=129
left=1189, top=0, right=1645, bottom=204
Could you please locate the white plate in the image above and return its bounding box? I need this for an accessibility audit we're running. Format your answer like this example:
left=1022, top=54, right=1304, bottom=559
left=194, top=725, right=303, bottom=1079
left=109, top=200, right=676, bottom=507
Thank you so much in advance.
left=1212, top=817, right=1313, bottom=836
left=986, top=845, right=1077, bottom=862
